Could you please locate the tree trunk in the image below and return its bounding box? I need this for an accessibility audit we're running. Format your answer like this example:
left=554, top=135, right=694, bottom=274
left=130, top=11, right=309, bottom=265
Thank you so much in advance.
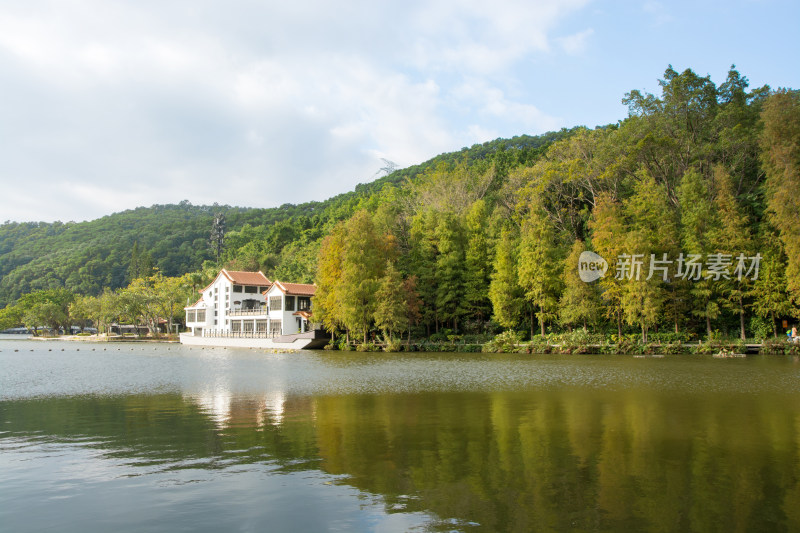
left=706, top=315, right=712, bottom=339
left=530, top=310, right=534, bottom=339
left=739, top=303, right=746, bottom=341
left=771, top=311, right=777, bottom=337
left=617, top=313, right=622, bottom=339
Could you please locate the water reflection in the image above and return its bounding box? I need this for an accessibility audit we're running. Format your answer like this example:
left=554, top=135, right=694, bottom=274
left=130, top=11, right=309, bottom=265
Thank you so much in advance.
left=2, top=385, right=800, bottom=532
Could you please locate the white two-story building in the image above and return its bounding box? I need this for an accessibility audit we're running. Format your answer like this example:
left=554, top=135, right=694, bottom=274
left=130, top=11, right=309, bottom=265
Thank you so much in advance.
left=182, top=269, right=323, bottom=349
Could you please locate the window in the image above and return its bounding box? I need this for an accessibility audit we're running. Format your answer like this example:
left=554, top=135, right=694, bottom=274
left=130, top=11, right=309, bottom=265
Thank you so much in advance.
left=243, top=321, right=254, bottom=333
left=298, top=297, right=311, bottom=311
left=259, top=286, right=268, bottom=293
left=232, top=321, right=241, bottom=333
left=245, top=286, right=257, bottom=294
left=197, top=309, right=206, bottom=322
left=285, top=296, right=295, bottom=311
left=269, top=319, right=282, bottom=336
left=270, top=296, right=282, bottom=311
left=233, top=285, right=243, bottom=293
left=187, top=310, right=196, bottom=322
left=256, top=320, right=268, bottom=333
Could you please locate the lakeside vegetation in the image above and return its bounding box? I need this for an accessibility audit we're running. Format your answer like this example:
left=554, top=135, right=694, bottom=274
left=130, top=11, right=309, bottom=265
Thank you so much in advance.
left=0, top=66, right=798, bottom=352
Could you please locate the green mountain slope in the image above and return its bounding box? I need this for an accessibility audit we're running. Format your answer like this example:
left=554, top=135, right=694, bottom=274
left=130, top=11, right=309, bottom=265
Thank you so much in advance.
left=0, top=132, right=572, bottom=308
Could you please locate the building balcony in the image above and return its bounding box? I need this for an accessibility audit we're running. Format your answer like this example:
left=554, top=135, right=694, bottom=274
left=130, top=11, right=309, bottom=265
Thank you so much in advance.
left=228, top=309, right=268, bottom=317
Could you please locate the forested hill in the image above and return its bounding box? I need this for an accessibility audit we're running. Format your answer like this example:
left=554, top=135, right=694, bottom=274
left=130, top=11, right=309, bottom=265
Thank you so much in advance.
left=0, top=131, right=571, bottom=308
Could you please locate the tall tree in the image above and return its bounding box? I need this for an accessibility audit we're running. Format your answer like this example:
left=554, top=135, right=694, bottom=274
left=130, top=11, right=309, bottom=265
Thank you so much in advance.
left=678, top=168, right=720, bottom=337
left=374, top=261, right=409, bottom=341
left=128, top=241, right=155, bottom=282
left=750, top=249, right=792, bottom=337
left=621, top=173, right=678, bottom=342
left=313, top=224, right=346, bottom=337
left=589, top=192, right=627, bottom=338
left=463, top=200, right=493, bottom=329
left=339, top=210, right=391, bottom=343
left=518, top=205, right=563, bottom=337
left=489, top=227, right=524, bottom=330
left=210, top=212, right=226, bottom=263
left=760, top=89, right=800, bottom=307
left=434, top=211, right=466, bottom=332
left=711, top=166, right=755, bottom=339
left=559, top=240, right=601, bottom=331
left=407, top=209, right=440, bottom=333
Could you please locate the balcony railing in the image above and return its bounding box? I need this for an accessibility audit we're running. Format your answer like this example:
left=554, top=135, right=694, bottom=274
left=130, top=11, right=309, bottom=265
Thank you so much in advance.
left=203, top=330, right=279, bottom=339
left=228, top=309, right=267, bottom=317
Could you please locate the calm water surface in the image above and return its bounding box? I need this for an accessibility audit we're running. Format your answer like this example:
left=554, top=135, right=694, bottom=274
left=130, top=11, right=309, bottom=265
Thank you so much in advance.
left=1, top=338, right=800, bottom=532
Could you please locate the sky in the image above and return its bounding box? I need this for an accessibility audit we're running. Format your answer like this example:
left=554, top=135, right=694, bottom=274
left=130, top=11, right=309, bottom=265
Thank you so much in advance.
left=0, top=0, right=798, bottom=223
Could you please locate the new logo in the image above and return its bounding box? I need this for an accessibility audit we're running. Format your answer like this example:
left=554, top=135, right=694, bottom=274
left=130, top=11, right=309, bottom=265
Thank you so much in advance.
left=578, top=251, right=608, bottom=283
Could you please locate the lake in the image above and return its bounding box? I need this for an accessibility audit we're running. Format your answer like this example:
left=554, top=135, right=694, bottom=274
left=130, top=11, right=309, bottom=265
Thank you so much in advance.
left=1, top=339, right=800, bottom=532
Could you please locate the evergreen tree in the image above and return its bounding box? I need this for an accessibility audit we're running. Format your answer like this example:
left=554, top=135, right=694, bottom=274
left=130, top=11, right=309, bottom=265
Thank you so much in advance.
left=589, top=192, right=626, bottom=338
left=374, top=260, right=409, bottom=341
left=559, top=240, right=601, bottom=331
left=711, top=166, right=755, bottom=339
left=313, top=224, right=346, bottom=337
left=339, top=210, right=390, bottom=343
left=489, top=227, right=524, bottom=330
left=463, top=200, right=493, bottom=330
left=128, top=241, right=155, bottom=282
left=750, top=249, right=792, bottom=337
left=518, top=205, right=563, bottom=337
left=434, top=212, right=466, bottom=332
left=210, top=212, right=226, bottom=263
left=760, top=90, right=800, bottom=308
left=678, top=168, right=720, bottom=337
left=621, top=173, right=678, bottom=342
left=407, top=209, right=440, bottom=334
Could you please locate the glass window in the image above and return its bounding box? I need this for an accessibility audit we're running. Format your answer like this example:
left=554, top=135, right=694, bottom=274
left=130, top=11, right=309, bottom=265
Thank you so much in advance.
left=233, top=285, right=243, bottom=293
left=269, top=319, right=282, bottom=336
left=298, top=297, right=311, bottom=311
left=270, top=296, right=282, bottom=311
left=245, top=286, right=257, bottom=294
left=285, top=296, right=295, bottom=311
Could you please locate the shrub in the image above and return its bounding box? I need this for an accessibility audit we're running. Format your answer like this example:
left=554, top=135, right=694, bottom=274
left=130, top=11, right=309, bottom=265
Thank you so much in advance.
left=482, top=330, right=523, bottom=353
left=383, top=336, right=403, bottom=352
left=760, top=338, right=800, bottom=355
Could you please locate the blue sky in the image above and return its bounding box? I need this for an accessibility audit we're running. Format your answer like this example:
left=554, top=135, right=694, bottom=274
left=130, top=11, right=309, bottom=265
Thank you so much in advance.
left=0, top=0, right=797, bottom=223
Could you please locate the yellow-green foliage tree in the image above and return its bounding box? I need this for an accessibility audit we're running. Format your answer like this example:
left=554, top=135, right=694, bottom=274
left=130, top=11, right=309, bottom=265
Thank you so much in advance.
left=559, top=240, right=601, bottom=332
left=518, top=204, right=564, bottom=337
left=760, top=90, right=800, bottom=309
left=489, top=227, right=524, bottom=330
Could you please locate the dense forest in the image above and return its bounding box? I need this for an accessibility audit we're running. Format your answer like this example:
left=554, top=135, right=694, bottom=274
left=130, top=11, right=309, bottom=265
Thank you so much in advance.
left=1, top=65, right=799, bottom=346
left=312, top=66, right=800, bottom=344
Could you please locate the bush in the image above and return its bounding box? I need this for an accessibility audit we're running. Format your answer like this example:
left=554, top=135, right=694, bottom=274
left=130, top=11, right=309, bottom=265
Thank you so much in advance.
left=760, top=338, right=800, bottom=355
left=383, top=336, right=403, bottom=352
left=482, top=330, right=523, bottom=353
left=691, top=339, right=747, bottom=355
left=749, top=316, right=773, bottom=341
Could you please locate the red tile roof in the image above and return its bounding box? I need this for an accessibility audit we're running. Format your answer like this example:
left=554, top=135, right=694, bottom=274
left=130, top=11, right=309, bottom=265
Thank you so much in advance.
left=270, top=280, right=317, bottom=296
left=222, top=270, right=272, bottom=286
left=199, top=269, right=272, bottom=294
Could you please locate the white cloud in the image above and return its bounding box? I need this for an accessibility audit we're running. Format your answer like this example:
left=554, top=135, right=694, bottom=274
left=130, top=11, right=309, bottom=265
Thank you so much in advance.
left=0, top=0, right=594, bottom=222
